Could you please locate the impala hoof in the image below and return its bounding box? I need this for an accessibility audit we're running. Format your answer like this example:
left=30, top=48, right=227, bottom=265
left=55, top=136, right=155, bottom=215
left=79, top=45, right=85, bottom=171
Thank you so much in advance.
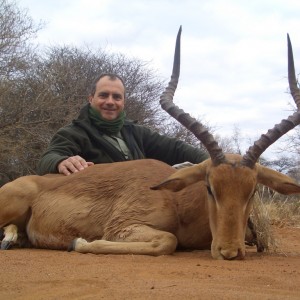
left=0, top=228, right=4, bottom=240
left=68, top=238, right=87, bottom=252
left=1, top=241, right=12, bottom=250
left=67, top=239, right=77, bottom=252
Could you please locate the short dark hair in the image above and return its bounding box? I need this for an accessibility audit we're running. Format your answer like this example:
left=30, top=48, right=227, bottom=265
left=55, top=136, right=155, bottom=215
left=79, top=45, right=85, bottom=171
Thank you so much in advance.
left=88, top=73, right=126, bottom=97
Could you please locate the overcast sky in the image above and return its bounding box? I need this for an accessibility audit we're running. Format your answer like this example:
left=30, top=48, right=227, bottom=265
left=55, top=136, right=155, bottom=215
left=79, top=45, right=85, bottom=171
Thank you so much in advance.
left=17, top=0, right=300, bottom=157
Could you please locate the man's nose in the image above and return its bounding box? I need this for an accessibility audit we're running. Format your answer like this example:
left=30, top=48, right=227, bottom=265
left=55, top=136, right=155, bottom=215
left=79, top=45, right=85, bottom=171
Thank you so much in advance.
left=106, top=95, right=114, bottom=104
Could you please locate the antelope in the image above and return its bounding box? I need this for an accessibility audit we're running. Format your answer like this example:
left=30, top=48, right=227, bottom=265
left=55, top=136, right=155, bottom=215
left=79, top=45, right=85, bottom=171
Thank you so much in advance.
left=1, top=27, right=300, bottom=260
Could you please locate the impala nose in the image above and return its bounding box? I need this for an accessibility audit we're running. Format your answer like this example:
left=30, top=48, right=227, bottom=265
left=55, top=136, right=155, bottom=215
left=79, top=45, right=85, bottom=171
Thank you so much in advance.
left=220, top=248, right=245, bottom=260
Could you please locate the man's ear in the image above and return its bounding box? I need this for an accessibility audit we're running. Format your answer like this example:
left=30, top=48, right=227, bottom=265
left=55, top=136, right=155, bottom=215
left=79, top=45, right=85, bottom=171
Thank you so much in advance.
left=88, top=96, right=93, bottom=104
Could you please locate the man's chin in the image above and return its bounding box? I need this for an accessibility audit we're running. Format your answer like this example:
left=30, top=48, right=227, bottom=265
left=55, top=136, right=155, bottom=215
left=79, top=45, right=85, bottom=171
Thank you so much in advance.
left=101, top=113, right=117, bottom=121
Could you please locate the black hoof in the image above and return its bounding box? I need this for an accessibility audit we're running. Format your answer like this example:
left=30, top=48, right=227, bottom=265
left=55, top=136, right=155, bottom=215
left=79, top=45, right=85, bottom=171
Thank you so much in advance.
left=67, top=239, right=77, bottom=252
left=1, top=241, right=12, bottom=250
left=257, top=244, right=265, bottom=253
left=0, top=228, right=4, bottom=240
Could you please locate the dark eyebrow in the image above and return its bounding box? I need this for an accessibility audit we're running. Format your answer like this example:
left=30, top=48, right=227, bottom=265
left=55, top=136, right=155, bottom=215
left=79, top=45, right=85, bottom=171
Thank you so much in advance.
left=98, top=92, right=108, bottom=96
left=113, top=93, right=122, bottom=98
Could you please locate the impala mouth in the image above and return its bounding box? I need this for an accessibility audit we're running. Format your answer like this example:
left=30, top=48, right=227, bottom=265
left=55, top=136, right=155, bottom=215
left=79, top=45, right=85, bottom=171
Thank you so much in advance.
left=221, top=248, right=245, bottom=260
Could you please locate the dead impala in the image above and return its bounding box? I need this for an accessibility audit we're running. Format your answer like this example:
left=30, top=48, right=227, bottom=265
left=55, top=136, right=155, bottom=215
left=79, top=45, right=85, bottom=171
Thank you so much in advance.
left=1, top=27, right=300, bottom=260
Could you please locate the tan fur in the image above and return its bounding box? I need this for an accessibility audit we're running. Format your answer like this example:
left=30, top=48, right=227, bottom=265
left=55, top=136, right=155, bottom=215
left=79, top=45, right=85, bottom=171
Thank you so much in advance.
left=0, top=156, right=299, bottom=259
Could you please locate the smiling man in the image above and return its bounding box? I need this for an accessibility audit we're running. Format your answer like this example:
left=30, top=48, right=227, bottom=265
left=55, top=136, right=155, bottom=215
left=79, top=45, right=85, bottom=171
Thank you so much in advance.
left=37, top=73, right=208, bottom=176
left=89, top=74, right=125, bottom=121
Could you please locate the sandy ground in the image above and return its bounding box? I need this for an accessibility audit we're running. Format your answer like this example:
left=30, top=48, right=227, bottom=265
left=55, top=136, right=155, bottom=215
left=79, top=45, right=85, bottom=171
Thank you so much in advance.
left=0, top=225, right=299, bottom=300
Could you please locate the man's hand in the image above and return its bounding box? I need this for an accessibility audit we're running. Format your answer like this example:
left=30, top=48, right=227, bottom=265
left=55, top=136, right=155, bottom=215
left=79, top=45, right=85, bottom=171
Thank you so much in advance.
left=58, top=156, right=94, bottom=175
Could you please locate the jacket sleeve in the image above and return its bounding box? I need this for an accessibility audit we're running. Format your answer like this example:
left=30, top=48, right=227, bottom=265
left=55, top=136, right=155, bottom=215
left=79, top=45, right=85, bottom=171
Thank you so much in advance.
left=36, top=128, right=82, bottom=175
left=135, top=125, right=209, bottom=165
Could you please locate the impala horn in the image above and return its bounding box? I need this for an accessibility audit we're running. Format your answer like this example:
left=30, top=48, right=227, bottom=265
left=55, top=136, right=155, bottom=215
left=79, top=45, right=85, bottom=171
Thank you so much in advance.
left=160, top=26, right=226, bottom=166
left=242, top=34, right=300, bottom=168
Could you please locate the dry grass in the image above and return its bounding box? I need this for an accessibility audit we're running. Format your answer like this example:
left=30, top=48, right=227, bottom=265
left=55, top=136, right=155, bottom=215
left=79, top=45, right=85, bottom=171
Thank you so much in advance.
left=250, top=186, right=300, bottom=253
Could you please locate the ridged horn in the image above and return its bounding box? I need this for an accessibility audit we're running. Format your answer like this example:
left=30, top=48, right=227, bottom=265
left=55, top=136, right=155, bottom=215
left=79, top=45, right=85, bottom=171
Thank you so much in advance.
left=242, top=34, right=300, bottom=168
left=160, top=26, right=225, bottom=166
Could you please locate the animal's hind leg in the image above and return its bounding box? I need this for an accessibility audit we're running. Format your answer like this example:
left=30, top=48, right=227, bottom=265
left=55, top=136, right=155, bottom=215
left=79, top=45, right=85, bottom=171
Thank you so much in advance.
left=72, top=224, right=178, bottom=256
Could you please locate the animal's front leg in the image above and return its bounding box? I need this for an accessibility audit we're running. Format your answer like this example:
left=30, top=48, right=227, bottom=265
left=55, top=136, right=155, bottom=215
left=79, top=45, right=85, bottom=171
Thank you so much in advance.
left=0, top=224, right=18, bottom=250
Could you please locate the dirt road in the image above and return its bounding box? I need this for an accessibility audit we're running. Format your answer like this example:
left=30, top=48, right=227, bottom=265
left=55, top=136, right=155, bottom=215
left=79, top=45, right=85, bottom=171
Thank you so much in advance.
left=0, top=226, right=299, bottom=300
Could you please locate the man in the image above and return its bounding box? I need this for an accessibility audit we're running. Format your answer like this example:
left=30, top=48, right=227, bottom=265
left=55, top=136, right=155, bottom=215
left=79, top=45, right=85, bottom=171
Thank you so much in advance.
left=37, top=73, right=208, bottom=175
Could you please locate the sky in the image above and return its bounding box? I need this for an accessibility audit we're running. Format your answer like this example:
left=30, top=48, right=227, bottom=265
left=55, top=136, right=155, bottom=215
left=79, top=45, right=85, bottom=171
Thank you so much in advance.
left=17, top=0, right=300, bottom=158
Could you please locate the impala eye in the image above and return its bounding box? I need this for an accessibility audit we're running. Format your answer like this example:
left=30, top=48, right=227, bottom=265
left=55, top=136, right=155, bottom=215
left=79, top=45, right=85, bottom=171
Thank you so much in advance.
left=206, top=185, right=213, bottom=196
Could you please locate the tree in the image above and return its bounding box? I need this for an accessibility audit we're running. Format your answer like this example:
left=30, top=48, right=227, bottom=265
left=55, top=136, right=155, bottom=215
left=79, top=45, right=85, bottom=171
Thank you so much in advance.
left=260, top=155, right=295, bottom=173
left=0, top=0, right=43, bottom=79
left=0, top=0, right=43, bottom=180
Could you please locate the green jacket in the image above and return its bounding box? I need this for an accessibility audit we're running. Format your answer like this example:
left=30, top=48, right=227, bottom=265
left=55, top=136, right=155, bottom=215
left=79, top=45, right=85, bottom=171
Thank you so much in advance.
left=37, top=104, right=209, bottom=175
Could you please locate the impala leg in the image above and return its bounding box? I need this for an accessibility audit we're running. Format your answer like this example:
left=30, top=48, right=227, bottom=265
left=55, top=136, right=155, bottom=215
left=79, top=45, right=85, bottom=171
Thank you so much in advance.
left=245, top=217, right=264, bottom=252
left=71, top=224, right=178, bottom=256
left=1, top=224, right=18, bottom=250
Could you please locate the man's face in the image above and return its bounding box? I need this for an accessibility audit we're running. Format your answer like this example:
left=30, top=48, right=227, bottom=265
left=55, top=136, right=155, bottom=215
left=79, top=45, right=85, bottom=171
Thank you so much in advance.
left=89, top=76, right=125, bottom=121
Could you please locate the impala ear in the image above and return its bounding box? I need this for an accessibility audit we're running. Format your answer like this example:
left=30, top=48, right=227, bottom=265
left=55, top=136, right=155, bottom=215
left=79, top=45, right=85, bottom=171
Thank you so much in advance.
left=151, top=178, right=186, bottom=192
left=257, top=164, right=300, bottom=195
left=151, top=162, right=208, bottom=192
